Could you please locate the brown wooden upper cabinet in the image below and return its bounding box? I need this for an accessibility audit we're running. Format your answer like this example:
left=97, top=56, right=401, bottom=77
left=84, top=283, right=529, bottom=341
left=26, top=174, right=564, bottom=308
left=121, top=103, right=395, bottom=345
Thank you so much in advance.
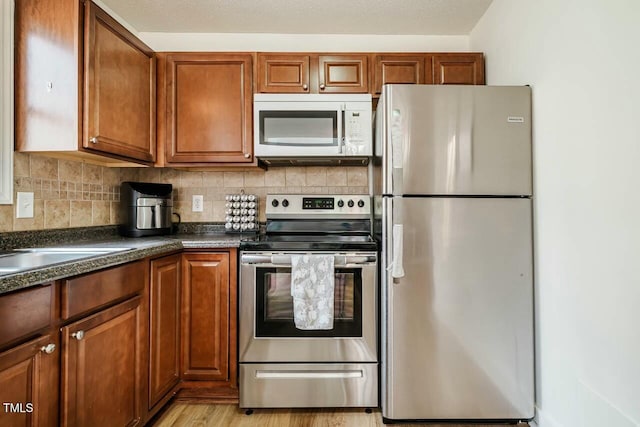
left=257, top=53, right=369, bottom=94
left=318, top=55, right=369, bottom=93
left=373, top=53, right=484, bottom=93
left=162, top=53, right=254, bottom=165
left=373, top=54, right=431, bottom=94
left=15, top=0, right=156, bottom=166
left=433, top=53, right=485, bottom=85
left=83, top=2, right=156, bottom=163
left=258, top=54, right=311, bottom=93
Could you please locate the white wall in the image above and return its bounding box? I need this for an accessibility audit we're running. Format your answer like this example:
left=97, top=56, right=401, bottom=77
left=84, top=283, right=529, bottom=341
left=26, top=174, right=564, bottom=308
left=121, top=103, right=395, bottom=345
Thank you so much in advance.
left=138, top=32, right=469, bottom=52
left=470, top=1, right=640, bottom=426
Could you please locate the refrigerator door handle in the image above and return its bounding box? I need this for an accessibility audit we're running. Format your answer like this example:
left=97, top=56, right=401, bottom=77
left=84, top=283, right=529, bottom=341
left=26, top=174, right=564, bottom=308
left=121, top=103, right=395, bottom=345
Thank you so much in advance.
left=391, top=224, right=405, bottom=278
left=339, top=104, right=345, bottom=154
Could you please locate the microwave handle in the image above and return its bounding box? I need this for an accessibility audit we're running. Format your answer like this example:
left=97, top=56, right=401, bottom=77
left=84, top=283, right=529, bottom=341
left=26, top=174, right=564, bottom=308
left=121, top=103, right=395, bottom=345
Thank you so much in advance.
left=339, top=104, right=345, bottom=154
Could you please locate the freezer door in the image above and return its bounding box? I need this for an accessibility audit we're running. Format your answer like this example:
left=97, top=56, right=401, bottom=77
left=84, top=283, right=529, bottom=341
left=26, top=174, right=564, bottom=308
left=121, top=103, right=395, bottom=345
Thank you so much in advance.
left=380, top=85, right=532, bottom=196
left=381, top=197, right=534, bottom=420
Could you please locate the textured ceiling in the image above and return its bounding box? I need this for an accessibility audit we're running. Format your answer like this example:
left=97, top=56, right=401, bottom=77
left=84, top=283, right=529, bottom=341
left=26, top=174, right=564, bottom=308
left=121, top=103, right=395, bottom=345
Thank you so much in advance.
left=100, top=0, right=493, bottom=35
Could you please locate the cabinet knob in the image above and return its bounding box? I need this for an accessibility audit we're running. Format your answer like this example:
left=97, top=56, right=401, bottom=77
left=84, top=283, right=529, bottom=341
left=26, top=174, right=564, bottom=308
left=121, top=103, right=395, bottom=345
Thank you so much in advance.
left=319, top=84, right=326, bottom=90
left=71, top=331, right=85, bottom=340
left=89, top=137, right=98, bottom=144
left=302, top=84, right=308, bottom=90
left=244, top=153, right=251, bottom=159
left=40, top=343, right=56, bottom=354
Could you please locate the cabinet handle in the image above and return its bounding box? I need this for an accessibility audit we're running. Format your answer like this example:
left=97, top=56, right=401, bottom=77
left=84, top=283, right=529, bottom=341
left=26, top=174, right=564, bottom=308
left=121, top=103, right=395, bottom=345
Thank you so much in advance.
left=71, top=331, right=85, bottom=340
left=89, top=137, right=98, bottom=144
left=244, top=153, right=251, bottom=159
left=319, top=84, right=326, bottom=90
left=40, top=343, right=56, bottom=354
left=302, top=84, right=308, bottom=90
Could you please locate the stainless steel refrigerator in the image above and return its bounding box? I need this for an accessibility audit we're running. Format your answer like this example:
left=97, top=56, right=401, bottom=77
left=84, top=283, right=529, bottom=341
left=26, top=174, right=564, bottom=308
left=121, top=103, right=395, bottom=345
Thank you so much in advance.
left=374, top=85, right=534, bottom=423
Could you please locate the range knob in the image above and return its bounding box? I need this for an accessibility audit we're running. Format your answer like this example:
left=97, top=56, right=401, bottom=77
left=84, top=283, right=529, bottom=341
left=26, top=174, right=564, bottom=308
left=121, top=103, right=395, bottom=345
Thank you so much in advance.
left=271, top=199, right=279, bottom=207
left=357, top=199, right=365, bottom=208
left=282, top=199, right=289, bottom=207
left=347, top=200, right=355, bottom=208
left=337, top=199, right=344, bottom=208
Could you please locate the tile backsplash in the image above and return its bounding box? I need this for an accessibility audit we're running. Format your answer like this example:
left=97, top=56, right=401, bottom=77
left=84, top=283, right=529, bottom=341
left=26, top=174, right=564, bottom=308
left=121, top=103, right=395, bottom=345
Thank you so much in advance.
left=126, top=165, right=369, bottom=223
left=0, top=153, right=122, bottom=232
left=0, top=153, right=368, bottom=232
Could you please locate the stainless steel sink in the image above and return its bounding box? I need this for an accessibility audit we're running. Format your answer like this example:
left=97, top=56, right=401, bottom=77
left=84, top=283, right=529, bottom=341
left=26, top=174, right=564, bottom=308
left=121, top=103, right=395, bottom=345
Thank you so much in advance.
left=0, top=247, right=133, bottom=276
left=14, top=247, right=132, bottom=254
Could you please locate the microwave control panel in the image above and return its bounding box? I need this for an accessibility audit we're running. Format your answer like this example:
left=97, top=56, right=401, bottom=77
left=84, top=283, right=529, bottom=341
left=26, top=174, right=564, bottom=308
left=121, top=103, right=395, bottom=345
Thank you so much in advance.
left=344, top=108, right=372, bottom=155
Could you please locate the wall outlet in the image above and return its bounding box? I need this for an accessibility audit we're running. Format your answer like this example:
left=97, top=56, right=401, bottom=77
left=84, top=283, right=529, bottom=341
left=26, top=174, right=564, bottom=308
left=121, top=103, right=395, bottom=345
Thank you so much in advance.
left=16, top=192, right=34, bottom=218
left=192, top=195, right=204, bottom=212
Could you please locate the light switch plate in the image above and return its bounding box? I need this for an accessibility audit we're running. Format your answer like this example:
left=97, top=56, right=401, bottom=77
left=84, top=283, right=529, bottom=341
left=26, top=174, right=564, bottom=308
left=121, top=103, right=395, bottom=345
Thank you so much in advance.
left=16, top=192, right=34, bottom=218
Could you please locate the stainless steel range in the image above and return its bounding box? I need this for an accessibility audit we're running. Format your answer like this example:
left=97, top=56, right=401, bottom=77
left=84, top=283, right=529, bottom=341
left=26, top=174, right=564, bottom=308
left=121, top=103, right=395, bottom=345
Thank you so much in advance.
left=239, top=194, right=378, bottom=409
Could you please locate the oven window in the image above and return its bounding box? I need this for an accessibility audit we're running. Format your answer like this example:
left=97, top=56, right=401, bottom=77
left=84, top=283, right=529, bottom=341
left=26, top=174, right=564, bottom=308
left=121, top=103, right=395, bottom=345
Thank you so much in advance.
left=255, top=267, right=362, bottom=337
left=260, top=111, right=338, bottom=146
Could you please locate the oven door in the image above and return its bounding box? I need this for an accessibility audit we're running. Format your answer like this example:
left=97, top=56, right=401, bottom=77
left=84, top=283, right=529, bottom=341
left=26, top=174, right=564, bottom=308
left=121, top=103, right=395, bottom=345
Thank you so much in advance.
left=239, top=252, right=377, bottom=363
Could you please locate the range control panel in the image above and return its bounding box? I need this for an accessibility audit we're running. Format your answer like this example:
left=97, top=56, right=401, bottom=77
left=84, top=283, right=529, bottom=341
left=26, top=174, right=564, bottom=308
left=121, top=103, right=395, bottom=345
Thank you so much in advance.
left=266, top=194, right=370, bottom=219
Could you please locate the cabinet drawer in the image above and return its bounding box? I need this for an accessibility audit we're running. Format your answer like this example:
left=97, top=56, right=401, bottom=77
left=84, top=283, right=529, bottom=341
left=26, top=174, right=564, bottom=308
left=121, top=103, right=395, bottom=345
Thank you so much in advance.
left=61, top=260, right=146, bottom=319
left=0, top=284, right=54, bottom=348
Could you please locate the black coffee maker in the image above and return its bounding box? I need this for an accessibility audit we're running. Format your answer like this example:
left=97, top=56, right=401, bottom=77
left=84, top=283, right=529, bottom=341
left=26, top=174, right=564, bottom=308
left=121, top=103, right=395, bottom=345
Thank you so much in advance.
left=119, top=182, right=173, bottom=237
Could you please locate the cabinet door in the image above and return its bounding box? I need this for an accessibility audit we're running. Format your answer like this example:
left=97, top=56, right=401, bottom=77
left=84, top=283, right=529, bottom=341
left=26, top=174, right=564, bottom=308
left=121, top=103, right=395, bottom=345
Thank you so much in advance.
left=83, top=2, right=156, bottom=163
left=373, top=54, right=428, bottom=94
left=318, top=55, right=369, bottom=93
left=258, top=54, right=310, bottom=93
left=61, top=297, right=143, bottom=427
left=165, top=53, right=253, bottom=164
left=149, top=255, right=181, bottom=409
left=0, top=335, right=59, bottom=427
left=432, top=53, right=485, bottom=85
left=181, top=252, right=231, bottom=382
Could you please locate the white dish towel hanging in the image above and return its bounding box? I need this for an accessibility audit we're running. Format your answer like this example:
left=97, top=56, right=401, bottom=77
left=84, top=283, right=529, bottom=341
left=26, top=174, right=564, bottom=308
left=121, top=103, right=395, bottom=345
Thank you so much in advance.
left=290, top=254, right=335, bottom=330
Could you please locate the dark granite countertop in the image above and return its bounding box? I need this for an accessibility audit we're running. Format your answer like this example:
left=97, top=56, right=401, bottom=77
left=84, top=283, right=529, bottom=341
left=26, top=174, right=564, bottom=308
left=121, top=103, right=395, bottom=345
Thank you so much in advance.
left=0, top=231, right=246, bottom=296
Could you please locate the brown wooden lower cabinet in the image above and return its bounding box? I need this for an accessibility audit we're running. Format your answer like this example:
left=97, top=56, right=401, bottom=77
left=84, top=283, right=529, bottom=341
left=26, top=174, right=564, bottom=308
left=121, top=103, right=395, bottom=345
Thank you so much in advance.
left=0, top=249, right=240, bottom=425
left=149, top=255, right=181, bottom=412
left=179, top=250, right=238, bottom=400
left=61, top=297, right=144, bottom=427
left=0, top=334, right=59, bottom=427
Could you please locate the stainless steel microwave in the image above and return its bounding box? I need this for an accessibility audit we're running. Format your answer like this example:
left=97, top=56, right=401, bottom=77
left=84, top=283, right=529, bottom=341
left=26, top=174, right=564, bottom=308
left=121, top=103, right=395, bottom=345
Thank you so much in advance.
left=253, top=94, right=372, bottom=163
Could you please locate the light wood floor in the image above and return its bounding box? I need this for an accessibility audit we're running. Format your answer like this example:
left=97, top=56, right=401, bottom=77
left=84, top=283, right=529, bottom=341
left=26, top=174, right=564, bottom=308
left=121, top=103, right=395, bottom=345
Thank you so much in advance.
left=152, top=403, right=529, bottom=427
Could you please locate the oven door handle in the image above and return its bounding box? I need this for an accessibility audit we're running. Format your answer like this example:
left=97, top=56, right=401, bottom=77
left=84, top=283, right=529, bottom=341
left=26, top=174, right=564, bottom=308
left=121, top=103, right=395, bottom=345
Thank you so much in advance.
left=241, top=254, right=376, bottom=266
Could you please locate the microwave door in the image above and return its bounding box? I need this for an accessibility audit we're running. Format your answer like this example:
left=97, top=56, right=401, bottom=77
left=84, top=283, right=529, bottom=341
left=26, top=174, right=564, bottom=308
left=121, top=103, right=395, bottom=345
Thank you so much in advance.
left=254, top=102, right=345, bottom=157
